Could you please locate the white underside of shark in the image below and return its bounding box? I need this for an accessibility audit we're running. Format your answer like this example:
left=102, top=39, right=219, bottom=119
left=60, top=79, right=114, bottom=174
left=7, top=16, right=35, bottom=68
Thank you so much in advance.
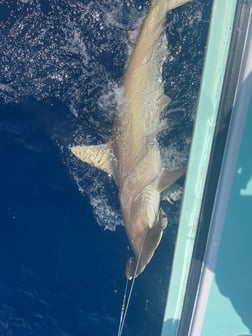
left=71, top=0, right=189, bottom=279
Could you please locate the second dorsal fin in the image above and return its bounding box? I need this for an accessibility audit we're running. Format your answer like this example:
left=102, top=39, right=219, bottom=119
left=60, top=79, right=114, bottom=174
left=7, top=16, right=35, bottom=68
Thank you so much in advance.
left=70, top=143, right=113, bottom=175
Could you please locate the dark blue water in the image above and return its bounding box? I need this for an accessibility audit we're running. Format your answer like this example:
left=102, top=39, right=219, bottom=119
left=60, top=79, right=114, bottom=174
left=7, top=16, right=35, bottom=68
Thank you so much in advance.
left=0, top=1, right=212, bottom=335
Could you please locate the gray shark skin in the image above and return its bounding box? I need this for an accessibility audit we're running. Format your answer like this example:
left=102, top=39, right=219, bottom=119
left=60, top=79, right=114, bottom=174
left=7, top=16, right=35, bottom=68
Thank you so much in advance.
left=71, top=0, right=189, bottom=279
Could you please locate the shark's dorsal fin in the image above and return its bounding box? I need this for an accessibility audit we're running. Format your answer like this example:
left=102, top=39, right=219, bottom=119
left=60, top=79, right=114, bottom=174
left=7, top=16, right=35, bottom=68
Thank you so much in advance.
left=70, top=143, right=113, bottom=175
left=157, top=92, right=170, bottom=112
left=157, top=167, right=186, bottom=192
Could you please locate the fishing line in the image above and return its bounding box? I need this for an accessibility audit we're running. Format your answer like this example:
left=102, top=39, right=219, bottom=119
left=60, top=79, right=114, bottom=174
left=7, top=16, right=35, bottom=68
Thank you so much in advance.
left=118, top=276, right=129, bottom=336
left=117, top=233, right=147, bottom=336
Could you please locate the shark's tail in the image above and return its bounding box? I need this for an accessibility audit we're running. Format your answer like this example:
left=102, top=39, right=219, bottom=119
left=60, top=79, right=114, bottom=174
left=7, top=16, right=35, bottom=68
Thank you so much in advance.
left=166, top=0, right=191, bottom=11
left=152, top=0, right=191, bottom=12
left=70, top=143, right=113, bottom=175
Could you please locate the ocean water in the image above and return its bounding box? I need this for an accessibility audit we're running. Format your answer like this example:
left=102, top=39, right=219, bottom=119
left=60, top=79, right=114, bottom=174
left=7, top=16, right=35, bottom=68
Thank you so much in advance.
left=0, top=1, right=212, bottom=335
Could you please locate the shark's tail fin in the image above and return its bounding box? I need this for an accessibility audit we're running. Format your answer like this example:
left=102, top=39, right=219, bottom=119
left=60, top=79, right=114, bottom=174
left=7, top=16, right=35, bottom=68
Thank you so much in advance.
left=70, top=143, right=113, bottom=175
left=151, top=0, right=191, bottom=9
left=151, top=0, right=191, bottom=14
left=165, top=0, right=191, bottom=11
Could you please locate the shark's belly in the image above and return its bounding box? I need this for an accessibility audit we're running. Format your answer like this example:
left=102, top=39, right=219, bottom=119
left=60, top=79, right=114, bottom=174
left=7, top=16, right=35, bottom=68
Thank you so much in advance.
left=118, top=143, right=162, bottom=221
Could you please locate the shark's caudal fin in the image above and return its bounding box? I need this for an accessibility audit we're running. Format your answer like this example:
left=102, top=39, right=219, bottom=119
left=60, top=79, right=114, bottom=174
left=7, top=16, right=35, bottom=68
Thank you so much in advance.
left=70, top=143, right=113, bottom=175
left=165, top=0, right=191, bottom=11
left=151, top=0, right=191, bottom=11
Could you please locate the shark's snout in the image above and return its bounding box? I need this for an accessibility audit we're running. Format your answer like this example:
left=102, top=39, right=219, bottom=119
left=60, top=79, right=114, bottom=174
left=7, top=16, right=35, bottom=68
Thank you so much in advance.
left=125, top=208, right=168, bottom=279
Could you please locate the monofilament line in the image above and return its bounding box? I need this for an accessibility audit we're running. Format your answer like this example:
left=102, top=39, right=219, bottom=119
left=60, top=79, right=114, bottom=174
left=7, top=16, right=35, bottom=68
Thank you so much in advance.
left=117, top=234, right=147, bottom=336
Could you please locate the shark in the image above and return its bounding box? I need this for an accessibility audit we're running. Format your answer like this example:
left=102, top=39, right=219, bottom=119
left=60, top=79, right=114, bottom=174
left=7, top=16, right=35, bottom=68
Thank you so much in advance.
left=71, top=0, right=189, bottom=279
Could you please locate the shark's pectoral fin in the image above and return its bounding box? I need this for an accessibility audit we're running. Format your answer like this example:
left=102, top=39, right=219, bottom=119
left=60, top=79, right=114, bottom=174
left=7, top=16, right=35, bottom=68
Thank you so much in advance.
left=126, top=208, right=167, bottom=280
left=70, top=143, right=113, bottom=175
left=157, top=167, right=186, bottom=192
left=159, top=207, right=168, bottom=230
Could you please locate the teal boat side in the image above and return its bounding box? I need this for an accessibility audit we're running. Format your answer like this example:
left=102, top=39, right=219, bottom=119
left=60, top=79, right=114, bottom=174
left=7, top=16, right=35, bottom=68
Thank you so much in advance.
left=161, top=0, right=238, bottom=334
left=199, top=67, right=252, bottom=336
left=162, top=0, right=252, bottom=334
